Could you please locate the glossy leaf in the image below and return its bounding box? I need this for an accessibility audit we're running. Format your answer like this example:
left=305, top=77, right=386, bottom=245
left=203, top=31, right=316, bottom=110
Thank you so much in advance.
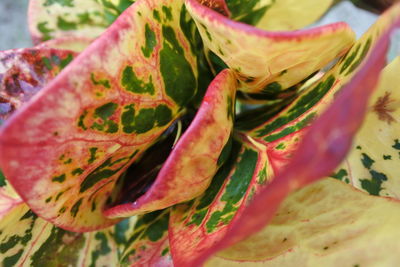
left=0, top=0, right=204, bottom=232
left=185, top=0, right=355, bottom=94
left=0, top=47, right=77, bottom=124
left=169, top=134, right=269, bottom=266
left=331, top=56, right=400, bottom=197
left=0, top=203, right=118, bottom=266
left=29, top=0, right=110, bottom=43
left=105, top=69, right=237, bottom=218
left=225, top=0, right=334, bottom=31
left=206, top=178, right=400, bottom=266
left=119, top=210, right=172, bottom=266
left=169, top=4, right=400, bottom=266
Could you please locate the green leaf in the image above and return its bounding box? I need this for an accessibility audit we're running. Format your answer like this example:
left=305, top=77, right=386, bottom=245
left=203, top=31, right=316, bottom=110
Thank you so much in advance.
left=185, top=0, right=355, bottom=94
left=0, top=204, right=118, bottom=266
left=105, top=69, right=237, bottom=218
left=0, top=0, right=206, bottom=231
left=331, top=56, right=400, bottom=197
left=119, top=210, right=172, bottom=266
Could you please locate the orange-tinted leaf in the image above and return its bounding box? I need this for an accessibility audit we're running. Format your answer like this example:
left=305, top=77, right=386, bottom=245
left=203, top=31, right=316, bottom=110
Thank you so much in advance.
left=169, top=3, right=400, bottom=265
left=0, top=0, right=205, bottom=232
left=169, top=134, right=269, bottom=266
left=105, top=69, right=236, bottom=218
left=185, top=0, right=355, bottom=94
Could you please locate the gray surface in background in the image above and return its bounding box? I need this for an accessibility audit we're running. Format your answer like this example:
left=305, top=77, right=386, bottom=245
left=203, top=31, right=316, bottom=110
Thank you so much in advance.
left=0, top=0, right=32, bottom=50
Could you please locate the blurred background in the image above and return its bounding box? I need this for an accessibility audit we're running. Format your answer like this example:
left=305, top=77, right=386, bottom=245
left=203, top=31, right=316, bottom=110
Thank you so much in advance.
left=0, top=0, right=32, bottom=50
left=0, top=0, right=398, bottom=50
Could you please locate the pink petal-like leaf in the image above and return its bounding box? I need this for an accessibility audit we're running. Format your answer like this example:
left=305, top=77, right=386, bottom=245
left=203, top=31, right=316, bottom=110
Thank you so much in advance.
left=169, top=3, right=400, bottom=266
left=0, top=0, right=207, bottom=232
left=185, top=0, right=355, bottom=94
left=105, top=69, right=236, bottom=218
left=169, top=134, right=269, bottom=266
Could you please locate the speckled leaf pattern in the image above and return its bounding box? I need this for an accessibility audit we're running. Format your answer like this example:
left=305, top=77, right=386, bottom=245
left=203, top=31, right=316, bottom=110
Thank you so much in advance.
left=225, top=0, right=334, bottom=31
left=169, top=134, right=269, bottom=266
left=0, top=203, right=118, bottom=267
left=185, top=0, right=355, bottom=94
left=206, top=178, right=400, bottom=267
left=0, top=170, right=22, bottom=220
left=29, top=0, right=110, bottom=43
left=119, top=210, right=173, bottom=267
left=244, top=3, right=400, bottom=146
left=0, top=0, right=203, bottom=232
left=105, top=69, right=237, bottom=218
left=168, top=4, right=400, bottom=266
left=331, top=56, right=400, bottom=197
left=0, top=47, right=77, bottom=124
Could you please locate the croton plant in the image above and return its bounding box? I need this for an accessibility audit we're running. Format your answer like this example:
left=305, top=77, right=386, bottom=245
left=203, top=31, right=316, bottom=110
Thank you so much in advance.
left=1, top=0, right=400, bottom=266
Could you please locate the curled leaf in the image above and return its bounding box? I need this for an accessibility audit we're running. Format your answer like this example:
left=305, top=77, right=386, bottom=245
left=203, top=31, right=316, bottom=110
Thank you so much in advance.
left=0, top=0, right=204, bottom=231
left=225, top=0, right=334, bottom=31
left=169, top=134, right=269, bottom=266
left=185, top=0, right=355, bottom=94
left=169, top=3, right=400, bottom=265
left=105, top=69, right=237, bottom=218
left=206, top=178, right=400, bottom=266
left=29, top=0, right=111, bottom=43
left=0, top=203, right=118, bottom=266
left=332, top=56, right=400, bottom=197
left=119, top=210, right=172, bottom=266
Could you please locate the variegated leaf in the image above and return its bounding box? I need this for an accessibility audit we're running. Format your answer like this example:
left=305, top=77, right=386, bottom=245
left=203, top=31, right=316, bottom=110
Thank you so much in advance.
left=331, top=56, right=400, bottom=197
left=0, top=203, right=118, bottom=266
left=169, top=134, right=269, bottom=266
left=169, top=4, right=400, bottom=266
left=105, top=69, right=236, bottom=218
left=185, top=0, right=355, bottom=94
left=206, top=178, right=400, bottom=267
left=224, top=0, right=334, bottom=31
left=29, top=0, right=110, bottom=43
left=0, top=0, right=205, bottom=231
left=119, top=210, right=172, bottom=266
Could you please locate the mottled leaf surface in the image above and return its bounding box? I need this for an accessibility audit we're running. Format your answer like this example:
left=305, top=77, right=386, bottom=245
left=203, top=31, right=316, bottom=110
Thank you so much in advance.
left=105, top=69, right=236, bottom=218
left=331, top=56, right=400, bottom=197
left=225, top=0, right=334, bottom=31
left=29, top=0, right=110, bottom=43
left=0, top=47, right=77, bottom=124
left=119, top=210, right=173, bottom=267
left=0, top=0, right=203, bottom=231
left=0, top=203, right=118, bottom=267
left=169, top=134, right=269, bottom=266
left=169, top=4, right=400, bottom=266
left=185, top=0, right=355, bottom=94
left=206, top=178, right=400, bottom=267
